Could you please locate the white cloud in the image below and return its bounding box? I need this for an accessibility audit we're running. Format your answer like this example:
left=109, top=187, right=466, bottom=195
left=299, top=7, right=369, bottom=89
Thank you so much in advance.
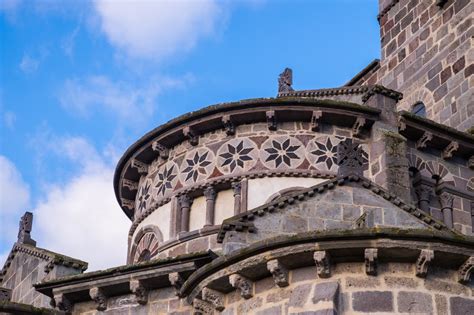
left=19, top=54, right=40, bottom=73
left=93, top=0, right=224, bottom=61
left=0, top=138, right=130, bottom=272
left=31, top=136, right=130, bottom=271
left=33, top=137, right=129, bottom=271
left=0, top=155, right=30, bottom=216
left=58, top=75, right=191, bottom=124
left=0, top=155, right=30, bottom=264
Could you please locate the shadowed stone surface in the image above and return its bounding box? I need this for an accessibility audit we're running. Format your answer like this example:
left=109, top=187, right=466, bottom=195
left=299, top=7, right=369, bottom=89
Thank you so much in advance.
left=352, top=291, right=393, bottom=312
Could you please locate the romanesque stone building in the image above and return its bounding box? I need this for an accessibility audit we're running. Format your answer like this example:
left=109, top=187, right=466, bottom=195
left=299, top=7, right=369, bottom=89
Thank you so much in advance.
left=1, top=0, right=473, bottom=314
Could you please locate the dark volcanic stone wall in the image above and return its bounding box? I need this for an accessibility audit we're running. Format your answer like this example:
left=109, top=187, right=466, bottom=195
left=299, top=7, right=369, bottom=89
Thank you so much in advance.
left=361, top=0, right=472, bottom=131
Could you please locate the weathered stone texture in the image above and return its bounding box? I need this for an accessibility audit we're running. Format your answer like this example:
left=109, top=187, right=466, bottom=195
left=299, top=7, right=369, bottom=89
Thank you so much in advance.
left=365, top=0, right=474, bottom=131
left=352, top=291, right=393, bottom=312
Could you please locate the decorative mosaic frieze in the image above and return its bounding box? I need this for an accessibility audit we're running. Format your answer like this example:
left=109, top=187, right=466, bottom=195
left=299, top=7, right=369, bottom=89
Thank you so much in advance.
left=134, top=132, right=372, bottom=215
left=217, top=138, right=258, bottom=174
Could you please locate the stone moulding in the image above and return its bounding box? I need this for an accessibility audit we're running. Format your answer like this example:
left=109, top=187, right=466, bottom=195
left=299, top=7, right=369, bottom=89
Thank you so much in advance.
left=180, top=229, right=474, bottom=304
left=114, top=97, right=381, bottom=219
left=217, top=174, right=451, bottom=243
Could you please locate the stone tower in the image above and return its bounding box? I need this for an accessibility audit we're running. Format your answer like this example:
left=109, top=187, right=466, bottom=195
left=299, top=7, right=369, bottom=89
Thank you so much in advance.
left=347, top=0, right=472, bottom=131
left=2, top=1, right=473, bottom=314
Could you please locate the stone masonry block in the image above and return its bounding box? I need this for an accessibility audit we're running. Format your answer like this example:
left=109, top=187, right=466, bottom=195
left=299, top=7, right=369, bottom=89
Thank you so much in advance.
left=450, top=296, right=474, bottom=314
left=397, top=291, right=433, bottom=313
left=289, top=283, right=312, bottom=307
left=352, top=291, right=393, bottom=312
left=312, top=281, right=339, bottom=305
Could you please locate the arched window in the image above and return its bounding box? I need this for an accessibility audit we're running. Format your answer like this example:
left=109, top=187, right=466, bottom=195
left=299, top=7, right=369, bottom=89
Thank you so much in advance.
left=133, top=232, right=159, bottom=263
left=412, top=102, right=426, bottom=117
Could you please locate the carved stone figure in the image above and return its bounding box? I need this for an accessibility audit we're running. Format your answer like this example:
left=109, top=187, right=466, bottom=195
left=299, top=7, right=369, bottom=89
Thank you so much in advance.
left=278, top=68, right=294, bottom=93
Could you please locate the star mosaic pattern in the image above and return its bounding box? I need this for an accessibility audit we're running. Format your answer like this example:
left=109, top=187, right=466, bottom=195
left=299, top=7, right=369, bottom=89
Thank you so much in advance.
left=218, top=139, right=256, bottom=173
left=310, top=137, right=338, bottom=170
left=154, top=163, right=178, bottom=197
left=181, top=150, right=213, bottom=183
left=137, top=180, right=151, bottom=212
left=263, top=138, right=302, bottom=168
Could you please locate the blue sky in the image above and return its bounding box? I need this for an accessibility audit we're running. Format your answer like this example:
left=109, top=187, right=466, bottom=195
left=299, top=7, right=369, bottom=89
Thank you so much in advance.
left=0, top=0, right=379, bottom=270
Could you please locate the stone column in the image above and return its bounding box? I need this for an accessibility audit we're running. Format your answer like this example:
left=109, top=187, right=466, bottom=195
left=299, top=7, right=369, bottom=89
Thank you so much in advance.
left=203, top=186, right=217, bottom=227
left=232, top=181, right=241, bottom=215
left=178, top=194, right=193, bottom=233
left=415, top=184, right=432, bottom=214
left=439, top=192, right=454, bottom=228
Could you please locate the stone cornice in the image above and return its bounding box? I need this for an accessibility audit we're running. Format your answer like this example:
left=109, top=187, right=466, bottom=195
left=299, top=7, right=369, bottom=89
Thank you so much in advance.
left=0, top=243, right=87, bottom=283
left=180, top=228, right=474, bottom=302
left=34, top=251, right=215, bottom=298
left=277, top=86, right=369, bottom=98
left=217, top=175, right=454, bottom=243
left=344, top=59, right=380, bottom=86
left=114, top=98, right=380, bottom=220
left=399, top=110, right=474, bottom=159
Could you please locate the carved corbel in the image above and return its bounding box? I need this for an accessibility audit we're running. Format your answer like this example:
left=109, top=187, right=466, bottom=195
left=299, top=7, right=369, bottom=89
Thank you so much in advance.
left=267, top=259, right=289, bottom=287
left=222, top=115, right=236, bottom=136
left=310, top=110, right=323, bottom=131
left=442, top=141, right=458, bottom=159
left=130, top=279, right=148, bottom=305
left=266, top=110, right=277, bottom=131
left=352, top=117, right=366, bottom=137
left=314, top=250, right=331, bottom=278
left=229, top=274, right=253, bottom=299
left=183, top=126, right=199, bottom=146
left=122, top=179, right=138, bottom=191
left=416, top=249, right=434, bottom=277
left=469, top=156, right=474, bottom=169
left=416, top=131, right=432, bottom=149
left=89, top=287, right=107, bottom=311
left=365, top=248, right=378, bottom=276
left=169, top=272, right=184, bottom=295
left=152, top=141, right=169, bottom=159
left=121, top=198, right=135, bottom=210
left=398, top=116, right=407, bottom=131
left=202, top=287, right=225, bottom=311
left=193, top=298, right=213, bottom=315
left=458, top=256, right=474, bottom=284
left=131, top=159, right=148, bottom=175
left=54, top=293, right=72, bottom=313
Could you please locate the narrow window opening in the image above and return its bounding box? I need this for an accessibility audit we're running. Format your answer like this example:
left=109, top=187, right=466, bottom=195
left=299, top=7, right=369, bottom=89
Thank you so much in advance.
left=412, top=102, right=426, bottom=117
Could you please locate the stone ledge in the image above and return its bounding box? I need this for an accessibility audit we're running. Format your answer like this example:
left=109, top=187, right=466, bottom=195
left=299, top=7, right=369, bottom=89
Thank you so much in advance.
left=181, top=229, right=474, bottom=302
